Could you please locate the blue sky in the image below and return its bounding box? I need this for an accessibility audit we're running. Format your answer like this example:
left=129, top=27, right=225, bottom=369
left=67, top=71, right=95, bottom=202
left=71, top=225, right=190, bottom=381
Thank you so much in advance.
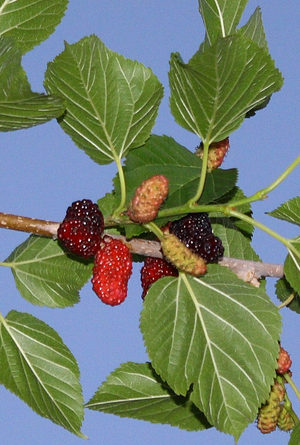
left=0, top=1, right=300, bottom=444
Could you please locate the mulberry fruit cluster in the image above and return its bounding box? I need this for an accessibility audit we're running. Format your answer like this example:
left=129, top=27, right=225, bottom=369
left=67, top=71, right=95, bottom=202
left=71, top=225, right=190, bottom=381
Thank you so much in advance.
left=257, top=378, right=295, bottom=434
left=257, top=381, right=286, bottom=434
left=169, top=213, right=224, bottom=263
left=92, top=236, right=132, bottom=306
left=58, top=199, right=133, bottom=306
left=57, top=199, right=104, bottom=258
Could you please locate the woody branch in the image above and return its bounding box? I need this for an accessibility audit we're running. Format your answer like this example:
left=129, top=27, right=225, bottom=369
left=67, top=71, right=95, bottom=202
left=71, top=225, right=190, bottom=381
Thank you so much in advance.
left=0, top=211, right=284, bottom=284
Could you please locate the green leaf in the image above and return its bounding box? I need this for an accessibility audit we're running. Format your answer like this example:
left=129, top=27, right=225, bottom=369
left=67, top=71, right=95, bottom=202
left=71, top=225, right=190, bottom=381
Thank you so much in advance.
left=0, top=0, right=68, bottom=54
left=0, top=310, right=86, bottom=438
left=267, top=197, right=300, bottom=227
left=97, top=192, right=119, bottom=219
left=289, top=420, right=300, bottom=445
left=240, top=7, right=268, bottom=50
left=169, top=34, right=283, bottom=143
left=116, top=135, right=237, bottom=238
left=212, top=186, right=254, bottom=238
left=0, top=37, right=65, bottom=131
left=275, top=278, right=300, bottom=314
left=118, top=134, right=237, bottom=207
left=284, top=237, right=300, bottom=295
left=198, top=0, right=249, bottom=45
left=140, top=266, right=281, bottom=440
left=85, top=361, right=211, bottom=432
left=44, top=35, right=163, bottom=165
left=212, top=218, right=260, bottom=260
left=5, top=235, right=92, bottom=308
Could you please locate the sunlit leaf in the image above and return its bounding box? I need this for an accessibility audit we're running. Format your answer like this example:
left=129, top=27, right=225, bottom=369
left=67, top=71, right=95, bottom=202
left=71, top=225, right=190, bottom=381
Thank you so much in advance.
left=0, top=310, right=86, bottom=438
left=0, top=0, right=68, bottom=54
left=140, top=266, right=281, bottom=440
left=169, top=34, right=283, bottom=143
left=5, top=235, right=92, bottom=308
left=44, top=35, right=163, bottom=165
left=85, top=361, right=211, bottom=431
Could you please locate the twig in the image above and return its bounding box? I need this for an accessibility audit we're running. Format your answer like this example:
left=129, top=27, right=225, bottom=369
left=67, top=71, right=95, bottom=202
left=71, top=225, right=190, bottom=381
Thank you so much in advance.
left=0, top=212, right=59, bottom=237
left=0, top=211, right=284, bottom=283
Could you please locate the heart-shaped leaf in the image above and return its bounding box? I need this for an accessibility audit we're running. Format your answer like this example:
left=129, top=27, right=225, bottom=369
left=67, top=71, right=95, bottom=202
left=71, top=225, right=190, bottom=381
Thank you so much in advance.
left=44, top=35, right=163, bottom=165
left=140, top=265, right=281, bottom=440
left=169, top=34, right=283, bottom=143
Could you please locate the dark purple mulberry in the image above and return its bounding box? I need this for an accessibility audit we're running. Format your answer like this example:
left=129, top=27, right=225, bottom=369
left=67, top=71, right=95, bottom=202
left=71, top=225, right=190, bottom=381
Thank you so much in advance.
left=169, top=213, right=224, bottom=263
left=57, top=199, right=104, bottom=258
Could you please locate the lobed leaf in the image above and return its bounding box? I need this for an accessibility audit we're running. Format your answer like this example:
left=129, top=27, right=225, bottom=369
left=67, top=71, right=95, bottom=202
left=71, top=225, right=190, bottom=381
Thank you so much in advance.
left=169, top=34, right=283, bottom=143
left=140, top=266, right=281, bottom=440
left=267, top=196, right=300, bottom=227
left=85, top=361, right=211, bottom=432
left=5, top=235, right=92, bottom=308
left=0, top=310, right=86, bottom=438
left=0, top=37, right=65, bottom=131
left=44, top=35, right=163, bottom=165
left=0, top=0, right=68, bottom=54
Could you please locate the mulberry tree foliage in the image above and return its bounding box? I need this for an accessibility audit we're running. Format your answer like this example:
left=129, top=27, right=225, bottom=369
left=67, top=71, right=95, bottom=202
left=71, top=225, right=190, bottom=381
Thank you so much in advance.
left=0, top=0, right=300, bottom=444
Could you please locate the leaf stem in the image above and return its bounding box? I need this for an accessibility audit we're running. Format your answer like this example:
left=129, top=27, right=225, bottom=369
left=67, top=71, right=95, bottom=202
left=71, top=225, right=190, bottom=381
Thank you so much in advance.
left=277, top=292, right=296, bottom=309
left=226, top=208, right=300, bottom=260
left=225, top=154, right=300, bottom=209
left=143, top=222, right=164, bottom=241
left=283, top=372, right=300, bottom=408
left=187, top=140, right=209, bottom=205
left=112, top=155, right=127, bottom=216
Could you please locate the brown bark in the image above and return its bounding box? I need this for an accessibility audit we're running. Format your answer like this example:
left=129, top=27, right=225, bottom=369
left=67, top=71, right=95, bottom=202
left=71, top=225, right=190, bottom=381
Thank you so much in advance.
left=0, top=211, right=284, bottom=284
